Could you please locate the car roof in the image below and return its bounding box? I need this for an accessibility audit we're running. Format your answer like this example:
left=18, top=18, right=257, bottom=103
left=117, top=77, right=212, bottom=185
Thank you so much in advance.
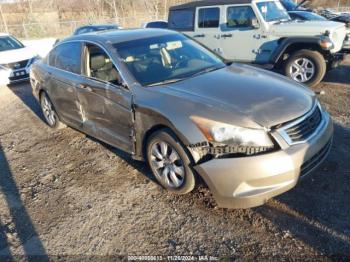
left=62, top=29, right=178, bottom=45
left=170, top=0, right=253, bottom=10
left=0, top=33, right=10, bottom=37
left=76, top=24, right=119, bottom=29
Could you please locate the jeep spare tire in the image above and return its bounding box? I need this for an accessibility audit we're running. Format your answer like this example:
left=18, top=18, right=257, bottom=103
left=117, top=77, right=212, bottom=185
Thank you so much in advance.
left=284, top=49, right=327, bottom=87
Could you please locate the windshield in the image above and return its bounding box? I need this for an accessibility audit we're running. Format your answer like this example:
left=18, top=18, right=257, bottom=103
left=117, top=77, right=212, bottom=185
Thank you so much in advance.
left=113, top=34, right=225, bottom=86
left=257, top=1, right=291, bottom=22
left=0, top=36, right=24, bottom=52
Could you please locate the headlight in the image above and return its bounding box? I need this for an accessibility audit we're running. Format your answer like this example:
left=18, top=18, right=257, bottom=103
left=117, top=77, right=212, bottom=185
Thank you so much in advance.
left=319, top=36, right=334, bottom=50
left=190, top=116, right=274, bottom=148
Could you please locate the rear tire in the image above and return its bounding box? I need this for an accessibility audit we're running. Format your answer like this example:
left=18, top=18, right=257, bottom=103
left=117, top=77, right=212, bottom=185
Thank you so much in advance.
left=40, top=92, right=65, bottom=130
left=146, top=129, right=196, bottom=195
left=284, top=49, right=326, bottom=87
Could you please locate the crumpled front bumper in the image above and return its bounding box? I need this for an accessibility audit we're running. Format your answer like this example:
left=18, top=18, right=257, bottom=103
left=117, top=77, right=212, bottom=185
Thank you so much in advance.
left=194, top=113, right=333, bottom=209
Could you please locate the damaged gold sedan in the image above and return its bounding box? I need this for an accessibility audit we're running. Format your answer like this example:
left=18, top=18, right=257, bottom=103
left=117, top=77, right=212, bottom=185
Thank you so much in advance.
left=30, top=29, right=333, bottom=209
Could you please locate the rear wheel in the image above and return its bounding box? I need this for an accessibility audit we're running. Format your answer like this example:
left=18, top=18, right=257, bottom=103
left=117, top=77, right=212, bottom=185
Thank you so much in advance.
left=284, top=49, right=326, bottom=87
left=146, top=129, right=196, bottom=195
left=40, top=92, right=65, bottom=129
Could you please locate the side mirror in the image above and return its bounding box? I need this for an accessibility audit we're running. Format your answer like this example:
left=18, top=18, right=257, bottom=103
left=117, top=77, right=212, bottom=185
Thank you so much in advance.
left=249, top=18, right=260, bottom=29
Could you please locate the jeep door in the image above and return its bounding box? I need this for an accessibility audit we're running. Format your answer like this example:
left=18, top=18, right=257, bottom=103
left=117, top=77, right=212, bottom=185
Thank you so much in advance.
left=220, top=5, right=270, bottom=63
left=46, top=42, right=84, bottom=129
left=190, top=6, right=223, bottom=56
left=76, top=42, right=134, bottom=153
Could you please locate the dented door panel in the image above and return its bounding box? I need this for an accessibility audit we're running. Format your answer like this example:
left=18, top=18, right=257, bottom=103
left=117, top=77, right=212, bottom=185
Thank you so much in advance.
left=76, top=78, right=134, bottom=153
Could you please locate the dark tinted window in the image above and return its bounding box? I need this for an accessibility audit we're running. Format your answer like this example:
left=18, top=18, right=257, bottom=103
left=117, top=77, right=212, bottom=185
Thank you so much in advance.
left=49, top=42, right=82, bottom=74
left=75, top=27, right=93, bottom=35
left=227, top=6, right=257, bottom=28
left=169, top=9, right=194, bottom=30
left=0, top=36, right=24, bottom=52
left=198, top=8, right=220, bottom=28
left=146, top=21, right=168, bottom=29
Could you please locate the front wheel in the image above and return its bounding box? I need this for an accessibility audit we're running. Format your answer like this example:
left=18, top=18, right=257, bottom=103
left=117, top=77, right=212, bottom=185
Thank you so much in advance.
left=284, top=49, right=327, bottom=87
left=146, top=129, right=196, bottom=195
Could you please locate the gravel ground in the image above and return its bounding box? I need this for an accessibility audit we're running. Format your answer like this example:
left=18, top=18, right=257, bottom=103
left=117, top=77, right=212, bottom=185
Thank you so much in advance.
left=0, top=60, right=349, bottom=260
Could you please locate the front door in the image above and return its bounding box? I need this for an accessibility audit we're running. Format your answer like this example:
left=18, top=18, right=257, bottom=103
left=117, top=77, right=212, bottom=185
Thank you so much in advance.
left=188, top=6, right=223, bottom=56
left=77, top=43, right=134, bottom=153
left=220, top=5, right=271, bottom=63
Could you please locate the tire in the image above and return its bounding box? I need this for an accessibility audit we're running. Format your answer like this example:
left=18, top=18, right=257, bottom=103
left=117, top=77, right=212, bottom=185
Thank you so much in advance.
left=284, top=49, right=326, bottom=87
left=146, top=129, right=196, bottom=195
left=40, top=92, right=65, bottom=130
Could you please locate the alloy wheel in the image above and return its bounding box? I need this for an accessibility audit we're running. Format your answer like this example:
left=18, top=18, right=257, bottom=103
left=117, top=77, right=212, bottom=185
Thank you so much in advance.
left=41, top=94, right=56, bottom=126
left=150, top=141, right=185, bottom=189
left=290, top=58, right=315, bottom=83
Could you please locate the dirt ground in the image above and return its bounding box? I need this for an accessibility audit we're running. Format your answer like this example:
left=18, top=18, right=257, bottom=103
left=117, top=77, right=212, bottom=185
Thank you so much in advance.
left=0, top=60, right=349, bottom=261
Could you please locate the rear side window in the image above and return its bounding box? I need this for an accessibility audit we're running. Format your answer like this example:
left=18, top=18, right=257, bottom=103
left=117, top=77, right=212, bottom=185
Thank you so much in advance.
left=198, top=7, right=220, bottom=28
left=49, top=42, right=82, bottom=74
left=169, top=9, right=194, bottom=31
left=227, top=6, right=257, bottom=28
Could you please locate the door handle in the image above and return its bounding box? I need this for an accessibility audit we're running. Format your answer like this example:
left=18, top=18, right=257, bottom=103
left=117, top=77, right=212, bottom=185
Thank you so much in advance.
left=221, top=34, right=233, bottom=38
left=193, top=34, right=205, bottom=38
left=78, top=84, right=92, bottom=92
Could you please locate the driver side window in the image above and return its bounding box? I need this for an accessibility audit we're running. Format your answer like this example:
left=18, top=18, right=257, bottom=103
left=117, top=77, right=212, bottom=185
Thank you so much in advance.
left=227, top=6, right=256, bottom=28
left=84, top=43, right=122, bottom=86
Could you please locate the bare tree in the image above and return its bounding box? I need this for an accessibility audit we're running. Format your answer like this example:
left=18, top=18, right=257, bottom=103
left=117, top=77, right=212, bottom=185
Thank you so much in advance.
left=0, top=4, right=9, bottom=33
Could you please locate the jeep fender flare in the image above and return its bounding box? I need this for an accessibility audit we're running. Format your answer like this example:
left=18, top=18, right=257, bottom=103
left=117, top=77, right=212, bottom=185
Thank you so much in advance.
left=270, top=37, right=324, bottom=65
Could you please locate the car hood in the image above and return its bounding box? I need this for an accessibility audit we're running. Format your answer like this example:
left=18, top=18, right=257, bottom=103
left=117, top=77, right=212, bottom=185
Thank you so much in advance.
left=271, top=20, right=346, bottom=52
left=163, top=64, right=315, bottom=128
left=0, top=46, right=37, bottom=65
left=270, top=20, right=345, bottom=36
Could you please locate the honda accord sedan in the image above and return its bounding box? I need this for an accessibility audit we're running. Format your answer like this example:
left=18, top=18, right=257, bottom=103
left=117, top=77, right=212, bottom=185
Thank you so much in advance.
left=30, top=29, right=333, bottom=209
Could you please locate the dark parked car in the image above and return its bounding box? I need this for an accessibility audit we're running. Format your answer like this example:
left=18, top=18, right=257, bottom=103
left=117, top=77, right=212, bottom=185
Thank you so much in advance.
left=281, top=0, right=350, bottom=27
left=30, top=29, right=333, bottom=209
left=288, top=11, right=327, bottom=21
left=73, top=24, right=120, bottom=35
left=142, top=20, right=168, bottom=29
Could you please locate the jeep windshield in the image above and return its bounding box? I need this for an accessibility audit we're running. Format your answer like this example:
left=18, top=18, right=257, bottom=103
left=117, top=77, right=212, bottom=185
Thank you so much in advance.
left=257, top=1, right=291, bottom=23
left=0, top=36, right=24, bottom=52
left=114, top=34, right=225, bottom=86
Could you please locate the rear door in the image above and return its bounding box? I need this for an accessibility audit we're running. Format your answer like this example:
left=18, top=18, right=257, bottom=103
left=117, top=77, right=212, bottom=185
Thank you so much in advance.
left=192, top=6, right=223, bottom=55
left=77, top=42, right=134, bottom=153
left=47, top=42, right=83, bottom=128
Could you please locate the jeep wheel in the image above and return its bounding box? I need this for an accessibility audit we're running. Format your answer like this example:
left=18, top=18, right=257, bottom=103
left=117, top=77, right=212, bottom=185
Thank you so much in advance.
left=284, top=50, right=326, bottom=87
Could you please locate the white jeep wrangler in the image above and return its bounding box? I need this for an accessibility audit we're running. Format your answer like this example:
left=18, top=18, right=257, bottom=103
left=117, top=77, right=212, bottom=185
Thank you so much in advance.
left=168, top=0, right=348, bottom=87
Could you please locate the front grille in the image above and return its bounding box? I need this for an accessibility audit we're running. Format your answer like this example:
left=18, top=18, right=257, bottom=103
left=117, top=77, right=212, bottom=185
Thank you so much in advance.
left=285, top=107, right=323, bottom=143
left=300, top=139, right=332, bottom=178
left=9, top=73, right=29, bottom=82
left=2, top=59, right=29, bottom=70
